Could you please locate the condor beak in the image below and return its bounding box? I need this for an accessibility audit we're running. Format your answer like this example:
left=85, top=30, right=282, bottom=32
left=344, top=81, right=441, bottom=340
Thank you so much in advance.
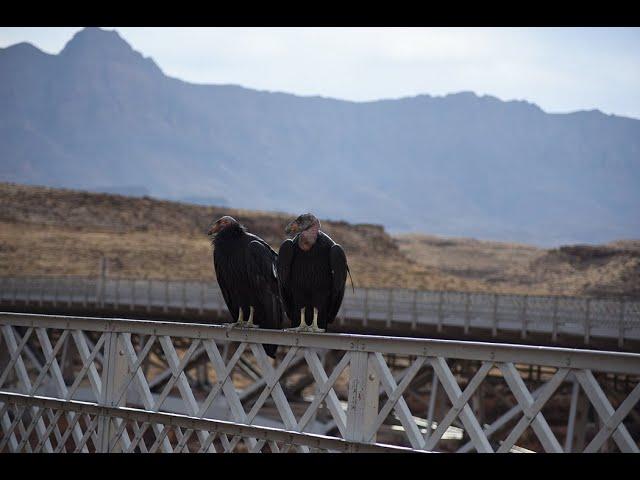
left=285, top=220, right=299, bottom=235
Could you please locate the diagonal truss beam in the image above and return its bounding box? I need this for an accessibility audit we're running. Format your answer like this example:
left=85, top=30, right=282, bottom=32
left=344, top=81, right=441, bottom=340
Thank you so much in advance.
left=584, top=381, right=640, bottom=452
left=425, top=361, right=493, bottom=450
left=498, top=362, right=563, bottom=453
left=371, top=352, right=425, bottom=450
left=430, top=356, right=494, bottom=453
left=574, top=369, right=638, bottom=453
left=496, top=367, right=569, bottom=452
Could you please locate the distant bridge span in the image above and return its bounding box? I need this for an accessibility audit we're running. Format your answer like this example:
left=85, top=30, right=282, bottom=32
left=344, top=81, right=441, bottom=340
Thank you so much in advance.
left=1, top=275, right=638, bottom=351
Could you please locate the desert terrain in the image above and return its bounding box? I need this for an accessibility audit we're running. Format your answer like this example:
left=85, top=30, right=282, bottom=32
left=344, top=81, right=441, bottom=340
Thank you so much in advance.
left=396, top=234, right=640, bottom=297
left=1, top=182, right=638, bottom=298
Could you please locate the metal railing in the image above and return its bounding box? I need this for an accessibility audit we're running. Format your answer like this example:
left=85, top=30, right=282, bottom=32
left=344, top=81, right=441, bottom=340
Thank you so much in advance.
left=1, top=275, right=639, bottom=347
left=1, top=312, right=638, bottom=453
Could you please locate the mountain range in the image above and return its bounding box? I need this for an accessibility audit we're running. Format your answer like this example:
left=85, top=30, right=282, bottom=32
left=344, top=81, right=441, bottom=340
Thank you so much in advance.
left=1, top=27, right=639, bottom=245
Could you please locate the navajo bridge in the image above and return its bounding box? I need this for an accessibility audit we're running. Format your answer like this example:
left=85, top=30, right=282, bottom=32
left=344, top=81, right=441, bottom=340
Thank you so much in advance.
left=1, top=275, right=639, bottom=453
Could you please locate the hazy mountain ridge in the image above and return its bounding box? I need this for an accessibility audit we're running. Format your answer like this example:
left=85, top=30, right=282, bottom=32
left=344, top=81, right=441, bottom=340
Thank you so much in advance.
left=2, top=27, right=639, bottom=245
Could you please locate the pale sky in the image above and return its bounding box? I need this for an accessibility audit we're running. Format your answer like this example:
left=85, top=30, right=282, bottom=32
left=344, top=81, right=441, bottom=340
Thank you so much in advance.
left=1, top=27, right=639, bottom=119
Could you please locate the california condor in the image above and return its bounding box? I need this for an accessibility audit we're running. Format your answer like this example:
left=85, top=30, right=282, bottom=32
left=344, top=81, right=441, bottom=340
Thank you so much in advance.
left=207, top=216, right=281, bottom=357
left=277, top=213, right=351, bottom=333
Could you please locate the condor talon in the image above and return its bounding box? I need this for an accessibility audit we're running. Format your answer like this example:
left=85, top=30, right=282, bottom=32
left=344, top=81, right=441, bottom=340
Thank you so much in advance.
left=229, top=308, right=246, bottom=328
left=310, top=307, right=324, bottom=333
left=285, top=307, right=309, bottom=332
left=245, top=306, right=258, bottom=328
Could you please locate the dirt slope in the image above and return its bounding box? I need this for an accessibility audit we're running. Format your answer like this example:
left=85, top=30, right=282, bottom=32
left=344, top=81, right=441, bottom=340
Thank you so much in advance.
left=0, top=183, right=474, bottom=291
left=396, top=234, right=640, bottom=297
left=2, top=182, right=637, bottom=297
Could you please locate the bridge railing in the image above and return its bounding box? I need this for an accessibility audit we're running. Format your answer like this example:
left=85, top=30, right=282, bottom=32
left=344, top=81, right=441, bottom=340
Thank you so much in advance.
left=1, top=312, right=638, bottom=453
left=1, top=275, right=639, bottom=346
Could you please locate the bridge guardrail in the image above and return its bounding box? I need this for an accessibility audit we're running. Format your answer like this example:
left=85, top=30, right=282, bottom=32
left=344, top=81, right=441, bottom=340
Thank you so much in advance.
left=1, top=275, right=639, bottom=346
left=1, top=312, right=638, bottom=453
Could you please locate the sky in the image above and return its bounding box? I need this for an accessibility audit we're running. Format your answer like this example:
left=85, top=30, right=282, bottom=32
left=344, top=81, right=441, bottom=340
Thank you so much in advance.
left=1, top=27, right=639, bottom=119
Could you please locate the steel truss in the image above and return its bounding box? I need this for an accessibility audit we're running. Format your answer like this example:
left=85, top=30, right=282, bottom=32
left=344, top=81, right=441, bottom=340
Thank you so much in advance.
left=1, top=312, right=639, bottom=453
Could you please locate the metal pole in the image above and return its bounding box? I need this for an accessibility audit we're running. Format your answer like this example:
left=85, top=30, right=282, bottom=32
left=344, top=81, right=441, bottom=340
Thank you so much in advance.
left=364, top=354, right=379, bottom=443
left=437, top=291, right=444, bottom=332
left=363, top=288, right=369, bottom=327
left=552, top=297, right=559, bottom=342
left=98, top=256, right=107, bottom=309
left=618, top=301, right=626, bottom=349
left=492, top=294, right=498, bottom=337
left=345, top=351, right=378, bottom=443
left=98, top=332, right=128, bottom=453
left=464, top=292, right=471, bottom=335
left=521, top=295, right=528, bottom=339
left=411, top=290, right=418, bottom=330
left=386, top=290, right=393, bottom=328
left=584, top=298, right=591, bottom=345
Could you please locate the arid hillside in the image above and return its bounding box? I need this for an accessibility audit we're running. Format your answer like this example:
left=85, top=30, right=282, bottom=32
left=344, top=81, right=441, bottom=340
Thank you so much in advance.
left=0, top=183, right=474, bottom=291
left=1, top=182, right=638, bottom=297
left=396, top=234, right=640, bottom=298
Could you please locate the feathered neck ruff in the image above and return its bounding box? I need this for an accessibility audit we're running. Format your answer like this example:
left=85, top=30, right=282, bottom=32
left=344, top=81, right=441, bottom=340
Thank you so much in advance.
left=212, top=222, right=246, bottom=246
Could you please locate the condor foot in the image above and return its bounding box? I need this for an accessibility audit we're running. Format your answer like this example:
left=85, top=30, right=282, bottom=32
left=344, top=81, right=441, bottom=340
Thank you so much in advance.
left=285, top=324, right=311, bottom=333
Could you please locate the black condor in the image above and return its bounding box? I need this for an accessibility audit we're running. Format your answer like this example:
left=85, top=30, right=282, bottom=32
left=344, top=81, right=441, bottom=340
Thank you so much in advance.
left=207, top=216, right=281, bottom=357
